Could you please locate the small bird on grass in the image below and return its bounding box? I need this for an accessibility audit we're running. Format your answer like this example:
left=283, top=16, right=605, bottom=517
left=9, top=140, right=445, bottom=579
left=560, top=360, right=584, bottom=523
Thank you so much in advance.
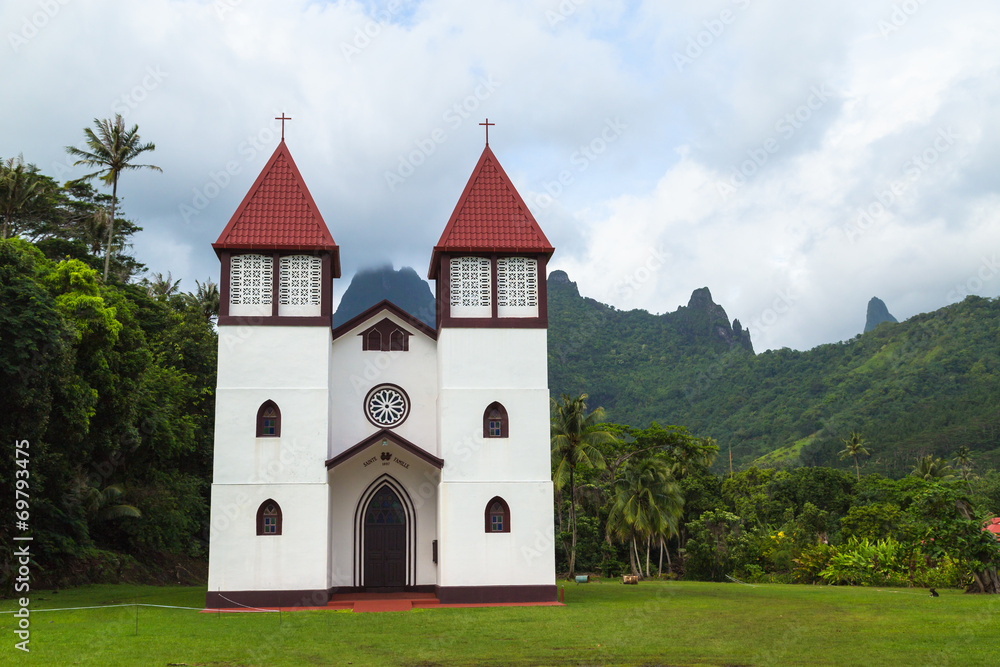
left=929, top=588, right=939, bottom=597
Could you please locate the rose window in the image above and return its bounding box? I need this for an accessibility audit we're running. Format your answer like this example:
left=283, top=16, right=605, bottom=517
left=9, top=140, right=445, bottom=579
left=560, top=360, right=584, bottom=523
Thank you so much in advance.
left=364, top=384, right=410, bottom=428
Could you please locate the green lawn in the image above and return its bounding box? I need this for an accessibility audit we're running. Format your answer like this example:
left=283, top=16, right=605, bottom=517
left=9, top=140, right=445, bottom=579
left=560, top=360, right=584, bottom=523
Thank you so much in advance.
left=2, top=581, right=998, bottom=666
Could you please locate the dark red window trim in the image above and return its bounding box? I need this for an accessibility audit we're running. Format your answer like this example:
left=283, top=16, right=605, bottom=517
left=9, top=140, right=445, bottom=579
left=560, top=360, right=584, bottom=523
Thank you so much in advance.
left=483, top=402, right=509, bottom=438
left=256, top=499, right=282, bottom=536
left=256, top=400, right=281, bottom=437
left=485, top=496, right=510, bottom=533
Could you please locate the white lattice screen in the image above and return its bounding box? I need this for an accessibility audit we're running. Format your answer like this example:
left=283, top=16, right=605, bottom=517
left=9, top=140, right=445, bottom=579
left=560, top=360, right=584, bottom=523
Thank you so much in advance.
left=450, top=257, right=492, bottom=308
left=278, top=255, right=322, bottom=306
left=230, top=254, right=273, bottom=306
left=497, top=257, right=538, bottom=308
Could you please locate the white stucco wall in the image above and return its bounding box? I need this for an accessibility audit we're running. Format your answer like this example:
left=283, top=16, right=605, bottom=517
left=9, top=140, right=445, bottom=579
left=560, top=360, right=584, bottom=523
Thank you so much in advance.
left=436, top=481, right=555, bottom=586
left=207, top=483, right=329, bottom=593
left=436, top=328, right=550, bottom=483
left=213, top=326, right=331, bottom=486
left=329, top=310, right=438, bottom=459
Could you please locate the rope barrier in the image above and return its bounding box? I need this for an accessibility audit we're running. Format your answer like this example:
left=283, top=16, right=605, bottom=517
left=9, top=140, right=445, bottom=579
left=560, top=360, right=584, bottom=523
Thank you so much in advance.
left=0, top=603, right=202, bottom=614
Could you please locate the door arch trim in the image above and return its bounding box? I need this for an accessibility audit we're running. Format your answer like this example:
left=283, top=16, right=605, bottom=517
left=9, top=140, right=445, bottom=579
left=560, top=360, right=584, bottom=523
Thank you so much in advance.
left=353, top=474, right=416, bottom=587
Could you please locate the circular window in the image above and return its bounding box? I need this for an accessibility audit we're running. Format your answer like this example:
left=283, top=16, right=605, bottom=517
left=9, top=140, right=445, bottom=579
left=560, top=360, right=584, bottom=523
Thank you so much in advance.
left=364, top=384, right=410, bottom=428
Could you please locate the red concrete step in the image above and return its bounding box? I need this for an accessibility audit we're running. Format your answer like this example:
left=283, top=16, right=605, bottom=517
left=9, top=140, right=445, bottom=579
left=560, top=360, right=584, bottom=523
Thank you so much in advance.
left=352, top=599, right=414, bottom=613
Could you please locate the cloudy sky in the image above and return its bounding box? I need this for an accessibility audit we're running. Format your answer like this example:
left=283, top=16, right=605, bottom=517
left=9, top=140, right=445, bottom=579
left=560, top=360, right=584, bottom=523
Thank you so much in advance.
left=3, top=0, right=998, bottom=351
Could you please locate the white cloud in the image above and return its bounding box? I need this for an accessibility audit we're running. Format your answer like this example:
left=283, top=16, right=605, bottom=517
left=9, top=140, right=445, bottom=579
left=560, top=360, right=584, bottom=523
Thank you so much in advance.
left=2, top=0, right=998, bottom=351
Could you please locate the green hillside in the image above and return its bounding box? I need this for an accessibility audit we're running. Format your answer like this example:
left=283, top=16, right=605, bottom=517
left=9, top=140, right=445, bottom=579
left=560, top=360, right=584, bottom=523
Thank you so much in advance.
left=547, top=271, right=1000, bottom=477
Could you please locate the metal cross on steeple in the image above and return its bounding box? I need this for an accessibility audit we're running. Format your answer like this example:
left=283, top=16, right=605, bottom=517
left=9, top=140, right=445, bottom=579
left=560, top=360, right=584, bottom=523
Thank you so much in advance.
left=275, top=113, right=292, bottom=141
left=479, top=118, right=495, bottom=146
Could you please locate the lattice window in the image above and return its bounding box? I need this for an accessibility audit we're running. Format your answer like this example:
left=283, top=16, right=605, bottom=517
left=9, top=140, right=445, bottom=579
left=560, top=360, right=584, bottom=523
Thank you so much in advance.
left=279, top=255, right=322, bottom=306
left=497, top=257, right=538, bottom=308
left=230, top=254, right=273, bottom=306
left=485, top=497, right=510, bottom=533
left=450, top=257, right=491, bottom=308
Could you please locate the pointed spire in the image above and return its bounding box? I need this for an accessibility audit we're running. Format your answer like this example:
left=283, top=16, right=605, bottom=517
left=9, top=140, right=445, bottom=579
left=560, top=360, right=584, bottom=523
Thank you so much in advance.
left=429, top=144, right=553, bottom=278
left=213, top=141, right=340, bottom=277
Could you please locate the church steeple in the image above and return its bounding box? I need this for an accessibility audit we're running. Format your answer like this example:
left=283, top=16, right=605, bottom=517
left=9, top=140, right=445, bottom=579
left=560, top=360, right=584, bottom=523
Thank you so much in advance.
left=428, top=144, right=553, bottom=279
left=214, top=140, right=339, bottom=326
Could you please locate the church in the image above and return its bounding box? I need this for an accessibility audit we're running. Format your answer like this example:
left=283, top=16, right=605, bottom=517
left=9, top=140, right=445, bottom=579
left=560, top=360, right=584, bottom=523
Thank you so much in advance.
left=205, top=125, right=557, bottom=608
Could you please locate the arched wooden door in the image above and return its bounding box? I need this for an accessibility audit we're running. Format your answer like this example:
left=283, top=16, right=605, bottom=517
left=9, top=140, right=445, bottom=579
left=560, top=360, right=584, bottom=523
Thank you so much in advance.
left=363, top=485, right=407, bottom=588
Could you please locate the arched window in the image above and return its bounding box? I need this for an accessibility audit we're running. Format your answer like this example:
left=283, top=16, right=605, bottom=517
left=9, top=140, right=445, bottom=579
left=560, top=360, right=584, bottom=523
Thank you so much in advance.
left=483, top=402, right=508, bottom=438
left=366, top=330, right=382, bottom=350
left=256, top=499, right=282, bottom=536
left=389, top=329, right=405, bottom=351
left=485, top=497, right=510, bottom=533
left=256, top=400, right=281, bottom=437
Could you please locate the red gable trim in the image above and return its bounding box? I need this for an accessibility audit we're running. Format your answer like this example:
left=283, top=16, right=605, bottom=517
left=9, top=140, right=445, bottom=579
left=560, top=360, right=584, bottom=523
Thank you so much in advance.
left=331, top=299, right=437, bottom=341
left=212, top=140, right=341, bottom=277
left=428, top=145, right=554, bottom=279
left=325, top=428, right=444, bottom=470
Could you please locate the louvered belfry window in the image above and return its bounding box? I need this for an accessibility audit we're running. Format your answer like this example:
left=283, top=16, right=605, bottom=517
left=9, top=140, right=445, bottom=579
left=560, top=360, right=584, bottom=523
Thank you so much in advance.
left=497, top=257, right=538, bottom=317
left=230, top=254, right=273, bottom=306
left=279, top=255, right=322, bottom=306
left=450, top=257, right=491, bottom=317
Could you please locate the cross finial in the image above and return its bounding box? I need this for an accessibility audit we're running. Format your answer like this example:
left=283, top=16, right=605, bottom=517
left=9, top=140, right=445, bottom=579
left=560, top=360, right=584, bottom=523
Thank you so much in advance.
left=275, top=113, right=292, bottom=141
left=480, top=118, right=495, bottom=146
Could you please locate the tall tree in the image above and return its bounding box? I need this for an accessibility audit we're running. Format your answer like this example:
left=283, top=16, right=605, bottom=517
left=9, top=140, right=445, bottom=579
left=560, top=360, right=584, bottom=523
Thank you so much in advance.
left=953, top=446, right=974, bottom=491
left=606, top=454, right=683, bottom=577
left=911, top=455, right=956, bottom=481
left=551, top=393, right=615, bottom=576
left=839, top=432, right=870, bottom=481
left=65, top=115, right=161, bottom=281
left=0, top=156, right=55, bottom=239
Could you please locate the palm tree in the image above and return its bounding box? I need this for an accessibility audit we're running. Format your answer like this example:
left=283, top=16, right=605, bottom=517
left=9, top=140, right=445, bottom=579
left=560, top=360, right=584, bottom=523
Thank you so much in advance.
left=838, top=432, right=870, bottom=481
left=551, top=393, right=616, bottom=577
left=953, top=446, right=974, bottom=491
left=146, top=271, right=181, bottom=298
left=188, top=279, right=220, bottom=322
left=606, top=455, right=683, bottom=577
left=0, top=155, right=53, bottom=239
left=911, top=455, right=956, bottom=481
left=66, top=114, right=161, bottom=281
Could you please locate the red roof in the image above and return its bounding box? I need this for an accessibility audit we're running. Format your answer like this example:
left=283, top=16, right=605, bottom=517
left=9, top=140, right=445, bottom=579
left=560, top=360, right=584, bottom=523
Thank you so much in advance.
left=428, top=145, right=553, bottom=278
left=213, top=141, right=340, bottom=276
left=985, top=517, right=1000, bottom=540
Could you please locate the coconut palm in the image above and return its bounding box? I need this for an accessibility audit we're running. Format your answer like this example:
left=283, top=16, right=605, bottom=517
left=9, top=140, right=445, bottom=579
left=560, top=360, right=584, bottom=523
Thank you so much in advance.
left=911, top=455, right=956, bottom=482
left=838, top=432, right=870, bottom=481
left=953, top=445, right=974, bottom=490
left=188, top=279, right=220, bottom=322
left=606, top=455, right=683, bottom=577
left=66, top=115, right=161, bottom=281
left=0, top=155, right=53, bottom=239
left=551, top=393, right=616, bottom=577
left=146, top=271, right=181, bottom=298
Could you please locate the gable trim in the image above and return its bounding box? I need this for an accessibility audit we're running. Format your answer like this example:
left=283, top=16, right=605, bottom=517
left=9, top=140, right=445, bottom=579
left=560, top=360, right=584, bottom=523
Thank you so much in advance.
left=331, top=299, right=437, bottom=341
left=325, top=428, right=444, bottom=470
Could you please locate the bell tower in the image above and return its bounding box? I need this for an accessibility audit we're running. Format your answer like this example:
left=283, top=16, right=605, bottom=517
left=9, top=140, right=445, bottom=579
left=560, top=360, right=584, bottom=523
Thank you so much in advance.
left=429, top=138, right=557, bottom=603
left=206, top=138, right=340, bottom=608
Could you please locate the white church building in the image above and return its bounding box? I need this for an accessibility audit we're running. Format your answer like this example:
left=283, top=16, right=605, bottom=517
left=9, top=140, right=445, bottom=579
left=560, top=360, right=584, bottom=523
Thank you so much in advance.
left=205, top=133, right=557, bottom=607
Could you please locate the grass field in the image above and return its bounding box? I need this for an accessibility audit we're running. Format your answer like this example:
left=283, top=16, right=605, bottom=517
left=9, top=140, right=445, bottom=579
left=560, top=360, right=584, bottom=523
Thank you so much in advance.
left=2, top=581, right=998, bottom=666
